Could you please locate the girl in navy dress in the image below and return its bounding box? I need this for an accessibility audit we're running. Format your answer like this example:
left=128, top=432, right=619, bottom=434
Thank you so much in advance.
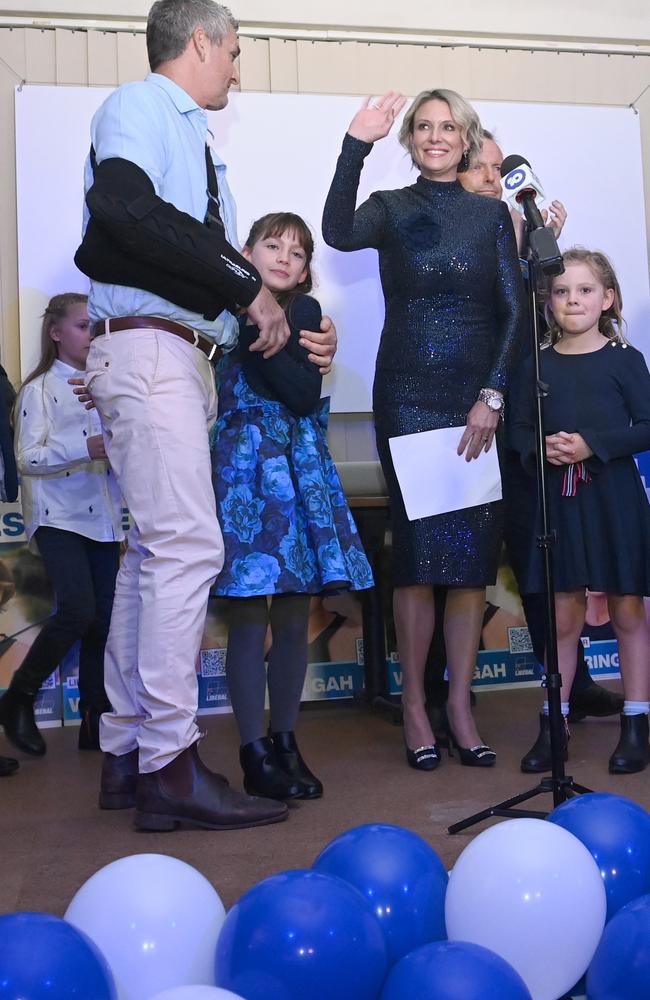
left=212, top=212, right=373, bottom=801
left=512, top=249, right=650, bottom=774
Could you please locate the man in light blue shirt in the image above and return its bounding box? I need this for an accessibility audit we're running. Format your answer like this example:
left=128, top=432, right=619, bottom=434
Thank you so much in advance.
left=84, top=70, right=248, bottom=349
left=79, top=0, right=335, bottom=833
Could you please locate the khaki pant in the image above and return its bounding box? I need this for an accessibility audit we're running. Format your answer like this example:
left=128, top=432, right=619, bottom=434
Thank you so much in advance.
left=87, top=326, right=223, bottom=772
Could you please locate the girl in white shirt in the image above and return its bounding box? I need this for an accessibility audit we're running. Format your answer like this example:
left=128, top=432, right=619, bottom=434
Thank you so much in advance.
left=0, top=293, right=123, bottom=756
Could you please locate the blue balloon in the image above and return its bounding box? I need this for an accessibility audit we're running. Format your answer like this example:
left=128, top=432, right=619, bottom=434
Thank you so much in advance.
left=313, top=823, right=448, bottom=964
left=380, top=940, right=532, bottom=1000
left=587, top=893, right=650, bottom=998
left=0, top=911, right=116, bottom=999
left=548, top=792, right=650, bottom=921
left=215, top=869, right=388, bottom=1000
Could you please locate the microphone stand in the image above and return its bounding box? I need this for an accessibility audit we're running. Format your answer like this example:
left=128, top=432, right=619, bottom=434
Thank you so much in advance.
left=448, top=235, right=592, bottom=836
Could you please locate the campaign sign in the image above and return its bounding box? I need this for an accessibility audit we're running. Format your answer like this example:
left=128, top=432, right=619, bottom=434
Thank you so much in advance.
left=60, top=643, right=81, bottom=723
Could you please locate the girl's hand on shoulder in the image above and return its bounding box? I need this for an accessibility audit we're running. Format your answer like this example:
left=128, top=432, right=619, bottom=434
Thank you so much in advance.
left=347, top=92, right=407, bottom=144
left=546, top=431, right=593, bottom=464
left=87, top=434, right=107, bottom=461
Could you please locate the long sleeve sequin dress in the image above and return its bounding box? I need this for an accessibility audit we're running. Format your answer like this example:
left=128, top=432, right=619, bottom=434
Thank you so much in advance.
left=322, top=134, right=526, bottom=587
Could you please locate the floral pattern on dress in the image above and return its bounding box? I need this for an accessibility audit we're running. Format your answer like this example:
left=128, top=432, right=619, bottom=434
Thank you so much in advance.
left=211, top=359, right=373, bottom=597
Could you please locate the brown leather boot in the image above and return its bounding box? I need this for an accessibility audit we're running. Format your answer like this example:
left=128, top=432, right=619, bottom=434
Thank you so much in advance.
left=99, top=748, right=139, bottom=810
left=134, top=742, right=289, bottom=831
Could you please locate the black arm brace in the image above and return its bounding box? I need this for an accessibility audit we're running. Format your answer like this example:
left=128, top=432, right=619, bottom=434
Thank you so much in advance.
left=75, top=156, right=262, bottom=321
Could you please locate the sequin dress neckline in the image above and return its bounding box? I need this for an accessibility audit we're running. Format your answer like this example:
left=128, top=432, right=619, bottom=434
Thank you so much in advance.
left=414, top=176, right=464, bottom=195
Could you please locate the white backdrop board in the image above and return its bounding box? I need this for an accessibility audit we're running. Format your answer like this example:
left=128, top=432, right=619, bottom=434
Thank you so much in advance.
left=15, top=86, right=650, bottom=411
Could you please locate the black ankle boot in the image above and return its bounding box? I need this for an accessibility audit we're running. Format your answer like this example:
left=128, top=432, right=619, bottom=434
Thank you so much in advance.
left=271, top=730, right=323, bottom=799
left=240, top=737, right=303, bottom=801
left=609, top=714, right=650, bottom=774
left=0, top=686, right=46, bottom=756
left=0, top=755, right=19, bottom=776
left=520, top=712, right=569, bottom=773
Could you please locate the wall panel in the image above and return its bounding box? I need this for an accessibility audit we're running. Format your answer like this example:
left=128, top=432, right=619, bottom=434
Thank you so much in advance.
left=439, top=46, right=473, bottom=94
left=54, top=27, right=87, bottom=84
left=297, top=41, right=360, bottom=94
left=116, top=30, right=147, bottom=83
left=238, top=35, right=270, bottom=92
left=24, top=28, right=55, bottom=83
left=269, top=37, right=298, bottom=92
left=87, top=30, right=118, bottom=86
left=395, top=45, right=446, bottom=97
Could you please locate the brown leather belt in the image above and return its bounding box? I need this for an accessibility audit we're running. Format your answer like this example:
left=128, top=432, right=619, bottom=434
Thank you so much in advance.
left=92, top=316, right=222, bottom=361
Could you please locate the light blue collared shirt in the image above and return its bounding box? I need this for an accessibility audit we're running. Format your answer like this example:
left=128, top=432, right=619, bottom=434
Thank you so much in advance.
left=83, top=73, right=239, bottom=347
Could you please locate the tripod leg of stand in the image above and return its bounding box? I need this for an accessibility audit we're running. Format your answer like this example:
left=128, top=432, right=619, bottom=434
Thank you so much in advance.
left=448, top=775, right=593, bottom=835
left=449, top=785, right=549, bottom=835
left=567, top=781, right=592, bottom=795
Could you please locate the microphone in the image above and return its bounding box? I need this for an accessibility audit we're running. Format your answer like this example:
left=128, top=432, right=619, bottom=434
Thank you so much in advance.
left=500, top=154, right=564, bottom=276
left=500, top=155, right=545, bottom=228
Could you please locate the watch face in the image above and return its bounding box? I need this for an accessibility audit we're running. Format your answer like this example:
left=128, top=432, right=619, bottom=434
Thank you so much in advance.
left=489, top=398, right=501, bottom=410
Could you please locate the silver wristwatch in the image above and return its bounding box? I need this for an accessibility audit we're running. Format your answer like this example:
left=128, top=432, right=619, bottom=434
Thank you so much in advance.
left=478, top=388, right=505, bottom=415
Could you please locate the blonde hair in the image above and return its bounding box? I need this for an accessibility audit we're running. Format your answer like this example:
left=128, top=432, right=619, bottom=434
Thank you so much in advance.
left=545, top=248, right=626, bottom=346
left=21, top=293, right=89, bottom=390
left=398, top=88, right=482, bottom=172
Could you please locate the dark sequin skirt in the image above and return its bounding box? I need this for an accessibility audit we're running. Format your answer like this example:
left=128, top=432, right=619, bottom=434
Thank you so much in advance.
left=373, top=367, right=503, bottom=588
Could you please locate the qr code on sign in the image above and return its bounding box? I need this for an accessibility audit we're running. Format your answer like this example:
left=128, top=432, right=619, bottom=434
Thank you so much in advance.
left=508, top=627, right=533, bottom=654
left=200, top=648, right=227, bottom=678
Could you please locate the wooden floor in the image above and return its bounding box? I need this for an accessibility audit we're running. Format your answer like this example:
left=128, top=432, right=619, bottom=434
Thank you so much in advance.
left=0, top=683, right=641, bottom=917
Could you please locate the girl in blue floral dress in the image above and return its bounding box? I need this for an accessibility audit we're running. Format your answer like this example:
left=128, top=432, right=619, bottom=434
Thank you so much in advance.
left=212, top=212, right=373, bottom=802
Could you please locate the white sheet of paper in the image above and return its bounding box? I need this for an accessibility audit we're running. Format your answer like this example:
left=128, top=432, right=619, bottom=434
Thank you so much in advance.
left=389, top=426, right=502, bottom=521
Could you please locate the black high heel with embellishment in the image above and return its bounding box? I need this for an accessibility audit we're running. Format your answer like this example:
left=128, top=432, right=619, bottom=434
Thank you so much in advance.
left=404, top=740, right=441, bottom=771
left=449, top=730, right=496, bottom=768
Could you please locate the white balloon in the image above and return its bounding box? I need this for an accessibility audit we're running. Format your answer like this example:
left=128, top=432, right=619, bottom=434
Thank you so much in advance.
left=151, top=990, right=244, bottom=1000
left=445, top=818, right=606, bottom=1000
left=65, top=853, right=226, bottom=1000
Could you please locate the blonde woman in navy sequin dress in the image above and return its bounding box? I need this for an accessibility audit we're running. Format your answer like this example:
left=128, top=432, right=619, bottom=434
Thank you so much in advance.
left=323, top=90, right=526, bottom=769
